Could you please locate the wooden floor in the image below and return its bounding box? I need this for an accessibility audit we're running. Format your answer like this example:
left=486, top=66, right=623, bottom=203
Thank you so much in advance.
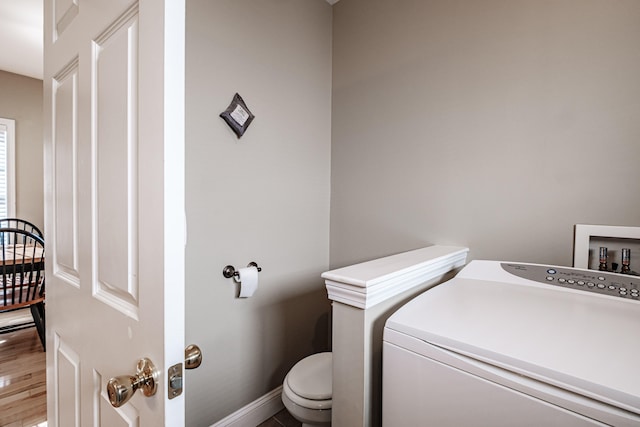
left=0, top=309, right=47, bottom=427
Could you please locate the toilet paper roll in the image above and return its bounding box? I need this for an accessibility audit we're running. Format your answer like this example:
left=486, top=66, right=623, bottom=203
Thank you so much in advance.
left=233, top=266, right=259, bottom=298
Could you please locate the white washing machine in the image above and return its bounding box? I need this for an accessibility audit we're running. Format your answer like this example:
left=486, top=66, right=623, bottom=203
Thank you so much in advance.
left=383, top=261, right=640, bottom=426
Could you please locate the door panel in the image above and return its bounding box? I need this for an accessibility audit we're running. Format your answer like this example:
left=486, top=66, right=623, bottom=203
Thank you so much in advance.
left=94, top=9, right=139, bottom=316
left=44, top=1, right=186, bottom=426
left=52, top=60, right=79, bottom=285
left=55, top=0, right=79, bottom=36
left=54, top=339, right=80, bottom=426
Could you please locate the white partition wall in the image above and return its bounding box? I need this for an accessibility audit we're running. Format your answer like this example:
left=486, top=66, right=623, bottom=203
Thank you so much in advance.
left=323, top=246, right=469, bottom=427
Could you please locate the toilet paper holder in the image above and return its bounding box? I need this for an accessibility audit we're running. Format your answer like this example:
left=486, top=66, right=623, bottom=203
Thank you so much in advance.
left=222, top=262, right=262, bottom=279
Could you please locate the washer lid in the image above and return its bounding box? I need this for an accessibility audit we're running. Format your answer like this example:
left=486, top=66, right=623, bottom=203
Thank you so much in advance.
left=287, top=352, right=332, bottom=400
left=385, top=267, right=640, bottom=414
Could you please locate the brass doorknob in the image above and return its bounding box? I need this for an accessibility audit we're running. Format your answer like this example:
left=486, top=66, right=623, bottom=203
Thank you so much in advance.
left=107, top=358, right=159, bottom=408
left=185, top=344, right=202, bottom=370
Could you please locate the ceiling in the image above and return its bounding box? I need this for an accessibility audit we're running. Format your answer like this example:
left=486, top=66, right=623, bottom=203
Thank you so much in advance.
left=0, top=0, right=43, bottom=80
left=0, top=0, right=340, bottom=81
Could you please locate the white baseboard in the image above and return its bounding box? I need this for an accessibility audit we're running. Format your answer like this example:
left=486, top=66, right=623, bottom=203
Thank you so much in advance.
left=210, top=386, right=284, bottom=427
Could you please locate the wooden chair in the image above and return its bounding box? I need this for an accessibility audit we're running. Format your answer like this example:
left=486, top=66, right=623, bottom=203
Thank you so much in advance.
left=0, top=228, right=45, bottom=350
left=0, top=218, right=43, bottom=239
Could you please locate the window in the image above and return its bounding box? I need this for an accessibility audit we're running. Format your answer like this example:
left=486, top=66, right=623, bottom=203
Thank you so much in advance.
left=0, top=118, right=16, bottom=219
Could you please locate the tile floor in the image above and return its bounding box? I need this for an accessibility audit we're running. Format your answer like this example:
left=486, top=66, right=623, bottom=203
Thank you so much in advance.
left=256, top=408, right=301, bottom=427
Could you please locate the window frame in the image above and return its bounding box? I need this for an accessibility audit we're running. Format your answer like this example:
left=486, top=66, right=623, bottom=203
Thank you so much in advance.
left=0, top=117, right=16, bottom=219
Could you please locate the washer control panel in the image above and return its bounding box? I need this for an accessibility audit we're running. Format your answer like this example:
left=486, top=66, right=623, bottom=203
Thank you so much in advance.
left=501, top=263, right=640, bottom=301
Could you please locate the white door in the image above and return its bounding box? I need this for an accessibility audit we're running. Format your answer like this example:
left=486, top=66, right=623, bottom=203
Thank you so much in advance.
left=43, top=0, right=186, bottom=426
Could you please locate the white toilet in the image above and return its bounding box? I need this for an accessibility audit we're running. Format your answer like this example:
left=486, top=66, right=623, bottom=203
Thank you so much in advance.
left=281, top=352, right=332, bottom=426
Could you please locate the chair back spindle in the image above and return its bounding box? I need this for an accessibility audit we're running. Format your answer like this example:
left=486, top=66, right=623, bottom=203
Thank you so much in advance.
left=0, top=227, right=46, bottom=350
left=0, top=218, right=43, bottom=239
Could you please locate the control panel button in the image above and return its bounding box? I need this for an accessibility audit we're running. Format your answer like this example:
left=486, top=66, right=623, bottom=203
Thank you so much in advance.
left=500, top=263, right=640, bottom=301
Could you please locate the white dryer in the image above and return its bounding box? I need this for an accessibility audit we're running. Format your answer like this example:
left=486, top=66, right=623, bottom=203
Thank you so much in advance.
left=383, top=261, right=640, bottom=426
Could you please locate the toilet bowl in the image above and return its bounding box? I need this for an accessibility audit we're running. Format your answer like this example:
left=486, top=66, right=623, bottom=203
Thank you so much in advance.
left=281, top=352, right=332, bottom=427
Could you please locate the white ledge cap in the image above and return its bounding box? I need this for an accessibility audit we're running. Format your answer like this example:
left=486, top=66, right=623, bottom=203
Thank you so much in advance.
left=322, top=245, right=469, bottom=309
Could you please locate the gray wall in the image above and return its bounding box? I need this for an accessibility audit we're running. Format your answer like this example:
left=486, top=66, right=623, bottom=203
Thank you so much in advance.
left=0, top=70, right=43, bottom=231
left=331, top=0, right=640, bottom=268
left=185, top=0, right=332, bottom=425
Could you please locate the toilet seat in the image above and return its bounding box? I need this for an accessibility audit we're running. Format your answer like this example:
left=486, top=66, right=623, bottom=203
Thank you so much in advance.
left=283, top=377, right=332, bottom=410
left=284, top=352, right=332, bottom=410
